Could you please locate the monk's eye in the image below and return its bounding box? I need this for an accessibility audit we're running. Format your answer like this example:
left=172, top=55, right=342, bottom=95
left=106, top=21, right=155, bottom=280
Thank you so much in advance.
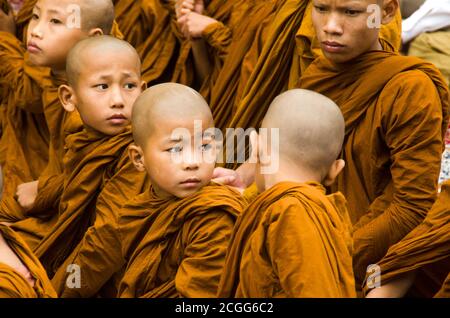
left=124, top=83, right=137, bottom=90
left=50, top=18, right=63, bottom=24
left=94, top=84, right=108, bottom=90
left=314, top=5, right=327, bottom=13
left=168, top=145, right=183, bottom=154
left=31, top=13, right=39, bottom=20
left=345, top=9, right=362, bottom=16
left=201, top=143, right=212, bottom=152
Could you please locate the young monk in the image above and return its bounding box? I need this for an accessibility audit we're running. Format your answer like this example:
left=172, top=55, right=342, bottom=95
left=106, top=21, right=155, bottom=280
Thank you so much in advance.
left=217, top=89, right=355, bottom=298
left=0, top=223, right=56, bottom=298
left=364, top=180, right=450, bottom=298
left=0, top=0, right=120, bottom=244
left=19, top=36, right=149, bottom=280
left=215, top=0, right=450, bottom=290
left=116, top=83, right=246, bottom=298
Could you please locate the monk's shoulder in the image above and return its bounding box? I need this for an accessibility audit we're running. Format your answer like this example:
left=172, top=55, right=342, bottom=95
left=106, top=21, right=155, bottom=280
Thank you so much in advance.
left=383, top=69, right=440, bottom=100
left=183, top=208, right=236, bottom=243
left=263, top=196, right=309, bottom=226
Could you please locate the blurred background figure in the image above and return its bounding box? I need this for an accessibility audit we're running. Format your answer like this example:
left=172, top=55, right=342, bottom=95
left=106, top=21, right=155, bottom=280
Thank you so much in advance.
left=400, top=0, right=450, bottom=185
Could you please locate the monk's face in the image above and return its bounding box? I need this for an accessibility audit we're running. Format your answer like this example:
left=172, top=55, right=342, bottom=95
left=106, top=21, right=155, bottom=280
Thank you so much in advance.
left=141, top=114, right=216, bottom=199
left=71, top=49, right=144, bottom=135
left=27, top=0, right=89, bottom=71
left=312, top=0, right=389, bottom=63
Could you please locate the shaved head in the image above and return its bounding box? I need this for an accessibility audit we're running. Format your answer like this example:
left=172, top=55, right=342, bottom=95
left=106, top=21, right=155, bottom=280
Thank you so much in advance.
left=262, top=89, right=345, bottom=175
left=77, top=0, right=115, bottom=34
left=132, top=83, right=213, bottom=147
left=66, top=35, right=140, bottom=86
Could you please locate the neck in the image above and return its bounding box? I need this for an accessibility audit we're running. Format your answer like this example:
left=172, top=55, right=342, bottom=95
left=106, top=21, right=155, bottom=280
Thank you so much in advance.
left=51, top=68, right=66, bottom=79
left=263, top=160, right=322, bottom=191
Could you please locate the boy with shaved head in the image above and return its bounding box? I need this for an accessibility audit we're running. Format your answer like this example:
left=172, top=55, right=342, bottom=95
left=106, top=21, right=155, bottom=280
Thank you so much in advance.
left=218, top=89, right=355, bottom=298
left=0, top=0, right=118, bottom=224
left=117, top=83, right=245, bottom=298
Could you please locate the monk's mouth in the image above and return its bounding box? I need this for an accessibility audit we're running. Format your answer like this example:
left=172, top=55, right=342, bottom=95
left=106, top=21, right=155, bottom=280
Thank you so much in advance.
left=27, top=43, right=41, bottom=54
left=322, top=42, right=345, bottom=53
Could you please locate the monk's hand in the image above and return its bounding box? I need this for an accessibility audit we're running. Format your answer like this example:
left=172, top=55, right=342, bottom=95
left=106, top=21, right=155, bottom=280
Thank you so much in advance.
left=176, top=0, right=204, bottom=18
left=0, top=5, right=16, bottom=35
left=212, top=167, right=247, bottom=190
left=16, top=180, right=39, bottom=212
left=180, top=12, right=218, bottom=39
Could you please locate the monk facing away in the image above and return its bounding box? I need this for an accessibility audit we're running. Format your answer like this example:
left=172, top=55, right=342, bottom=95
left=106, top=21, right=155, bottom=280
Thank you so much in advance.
left=217, top=89, right=356, bottom=298
left=214, top=0, right=450, bottom=290
left=364, top=180, right=450, bottom=298
left=0, top=223, right=55, bottom=298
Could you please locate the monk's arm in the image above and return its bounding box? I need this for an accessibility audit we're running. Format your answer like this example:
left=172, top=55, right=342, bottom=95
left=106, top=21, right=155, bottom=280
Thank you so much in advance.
left=176, top=210, right=235, bottom=298
left=26, top=173, right=65, bottom=217
left=53, top=157, right=146, bottom=297
left=191, top=38, right=213, bottom=85
left=366, top=270, right=416, bottom=298
left=0, top=31, right=45, bottom=113
left=202, top=21, right=232, bottom=62
left=352, top=71, right=445, bottom=281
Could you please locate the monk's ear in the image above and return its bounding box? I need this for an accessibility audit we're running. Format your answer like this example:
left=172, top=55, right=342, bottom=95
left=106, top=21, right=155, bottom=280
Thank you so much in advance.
left=381, top=0, right=398, bottom=24
left=88, top=28, right=103, bottom=37
left=59, top=85, right=76, bottom=112
left=129, top=144, right=146, bottom=172
left=140, top=81, right=147, bottom=92
left=323, top=159, right=345, bottom=187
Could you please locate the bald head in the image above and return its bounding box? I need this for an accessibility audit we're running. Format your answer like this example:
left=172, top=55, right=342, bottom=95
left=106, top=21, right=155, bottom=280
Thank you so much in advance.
left=262, top=89, right=345, bottom=175
left=132, top=83, right=213, bottom=147
left=76, top=0, right=115, bottom=34
left=66, top=35, right=140, bottom=86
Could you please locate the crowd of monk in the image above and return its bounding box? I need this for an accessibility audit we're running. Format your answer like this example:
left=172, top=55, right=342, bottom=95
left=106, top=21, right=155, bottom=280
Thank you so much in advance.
left=0, top=0, right=449, bottom=298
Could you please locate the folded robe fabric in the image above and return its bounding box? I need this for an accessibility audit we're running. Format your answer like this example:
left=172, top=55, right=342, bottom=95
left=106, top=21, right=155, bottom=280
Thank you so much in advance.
left=222, top=2, right=402, bottom=169
left=0, top=30, right=50, bottom=207
left=18, top=128, right=149, bottom=278
left=0, top=223, right=56, bottom=298
left=217, top=181, right=356, bottom=298
left=299, top=51, right=450, bottom=284
left=434, top=272, right=450, bottom=298
left=363, top=181, right=450, bottom=297
left=117, top=184, right=245, bottom=298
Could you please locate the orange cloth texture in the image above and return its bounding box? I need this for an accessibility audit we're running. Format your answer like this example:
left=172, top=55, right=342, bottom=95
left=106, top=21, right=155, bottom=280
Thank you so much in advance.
left=299, top=51, right=450, bottom=284
left=117, top=184, right=245, bottom=298
left=0, top=223, right=56, bottom=298
left=218, top=181, right=356, bottom=298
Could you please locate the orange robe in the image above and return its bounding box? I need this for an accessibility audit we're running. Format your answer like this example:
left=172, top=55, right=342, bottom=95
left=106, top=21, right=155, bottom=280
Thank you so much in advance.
left=299, top=51, right=450, bottom=285
left=116, top=184, right=245, bottom=298
left=224, top=3, right=402, bottom=169
left=0, top=223, right=56, bottom=298
left=435, top=272, right=450, bottom=298
left=363, top=181, right=450, bottom=297
left=217, top=181, right=356, bottom=298
left=210, top=1, right=401, bottom=148
left=9, top=128, right=149, bottom=279
left=0, top=29, right=50, bottom=204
